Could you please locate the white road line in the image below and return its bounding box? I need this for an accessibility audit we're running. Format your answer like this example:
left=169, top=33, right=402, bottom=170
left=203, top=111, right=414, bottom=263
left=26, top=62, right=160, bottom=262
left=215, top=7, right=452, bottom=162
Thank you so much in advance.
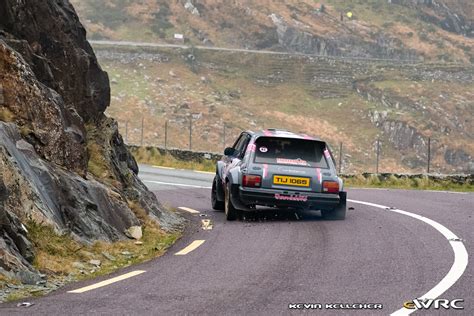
left=194, top=170, right=214, bottom=174
left=178, top=207, right=200, bottom=214
left=144, top=180, right=212, bottom=189
left=68, top=270, right=146, bottom=294
left=175, top=240, right=206, bottom=255
left=152, top=165, right=175, bottom=170
left=348, top=199, right=469, bottom=316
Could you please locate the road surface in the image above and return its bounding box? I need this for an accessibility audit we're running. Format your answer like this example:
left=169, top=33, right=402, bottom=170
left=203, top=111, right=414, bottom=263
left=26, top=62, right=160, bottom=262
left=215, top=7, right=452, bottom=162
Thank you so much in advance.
left=89, top=40, right=418, bottom=63
left=2, top=165, right=472, bottom=315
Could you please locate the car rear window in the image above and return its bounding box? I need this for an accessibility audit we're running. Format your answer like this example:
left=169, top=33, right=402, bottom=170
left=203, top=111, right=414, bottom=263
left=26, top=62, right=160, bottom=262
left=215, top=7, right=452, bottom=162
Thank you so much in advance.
left=254, top=137, right=328, bottom=168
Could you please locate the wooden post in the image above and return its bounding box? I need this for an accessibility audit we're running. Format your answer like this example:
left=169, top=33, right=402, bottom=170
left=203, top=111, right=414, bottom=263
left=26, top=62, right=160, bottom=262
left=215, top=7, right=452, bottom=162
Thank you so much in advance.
left=223, top=124, right=226, bottom=150
left=376, top=139, right=380, bottom=174
left=427, top=137, right=431, bottom=174
left=125, top=121, right=128, bottom=144
left=338, top=142, right=343, bottom=174
left=140, top=117, right=144, bottom=146
left=189, top=119, right=192, bottom=150
left=164, top=120, right=168, bottom=151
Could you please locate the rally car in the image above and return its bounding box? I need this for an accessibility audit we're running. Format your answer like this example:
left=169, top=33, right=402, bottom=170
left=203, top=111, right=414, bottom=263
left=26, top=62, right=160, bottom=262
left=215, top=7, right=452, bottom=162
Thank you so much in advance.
left=211, top=129, right=347, bottom=220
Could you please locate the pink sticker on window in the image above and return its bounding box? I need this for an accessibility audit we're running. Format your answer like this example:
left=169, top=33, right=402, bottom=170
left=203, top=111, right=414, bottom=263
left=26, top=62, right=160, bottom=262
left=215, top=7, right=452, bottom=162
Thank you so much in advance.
left=276, top=158, right=308, bottom=166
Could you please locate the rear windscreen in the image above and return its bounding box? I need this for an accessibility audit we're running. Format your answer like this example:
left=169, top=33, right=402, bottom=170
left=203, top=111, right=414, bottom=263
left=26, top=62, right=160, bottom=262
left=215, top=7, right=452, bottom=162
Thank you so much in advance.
left=254, top=137, right=328, bottom=168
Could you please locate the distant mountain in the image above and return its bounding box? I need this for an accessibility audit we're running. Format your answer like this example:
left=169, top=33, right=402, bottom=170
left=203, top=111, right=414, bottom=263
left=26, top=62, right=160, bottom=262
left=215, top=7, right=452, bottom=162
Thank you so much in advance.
left=71, top=0, right=473, bottom=63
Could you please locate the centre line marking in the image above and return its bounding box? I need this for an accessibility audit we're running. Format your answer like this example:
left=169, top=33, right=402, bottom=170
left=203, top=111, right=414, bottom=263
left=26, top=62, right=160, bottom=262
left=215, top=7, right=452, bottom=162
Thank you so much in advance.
left=178, top=207, right=200, bottom=214
left=68, top=270, right=146, bottom=294
left=348, top=199, right=468, bottom=316
left=175, top=240, right=205, bottom=255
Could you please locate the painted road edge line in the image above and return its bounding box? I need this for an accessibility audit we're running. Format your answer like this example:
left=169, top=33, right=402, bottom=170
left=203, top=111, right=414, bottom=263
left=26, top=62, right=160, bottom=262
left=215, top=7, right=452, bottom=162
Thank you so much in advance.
left=178, top=207, right=200, bottom=214
left=144, top=180, right=212, bottom=189
left=175, top=240, right=205, bottom=256
left=68, top=270, right=146, bottom=294
left=348, top=199, right=469, bottom=316
left=194, top=170, right=214, bottom=174
left=152, top=165, right=175, bottom=170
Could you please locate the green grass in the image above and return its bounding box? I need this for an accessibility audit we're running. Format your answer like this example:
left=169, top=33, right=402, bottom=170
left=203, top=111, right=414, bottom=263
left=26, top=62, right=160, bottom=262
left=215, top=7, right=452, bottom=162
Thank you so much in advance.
left=0, top=108, right=15, bottom=122
left=5, top=213, right=181, bottom=302
left=344, top=174, right=473, bottom=192
left=130, top=147, right=215, bottom=172
left=131, top=145, right=472, bottom=192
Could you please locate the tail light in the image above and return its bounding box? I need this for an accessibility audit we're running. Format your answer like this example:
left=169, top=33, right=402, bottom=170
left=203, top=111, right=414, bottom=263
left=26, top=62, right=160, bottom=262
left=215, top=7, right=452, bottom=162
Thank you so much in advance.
left=243, top=175, right=262, bottom=188
left=322, top=181, right=339, bottom=193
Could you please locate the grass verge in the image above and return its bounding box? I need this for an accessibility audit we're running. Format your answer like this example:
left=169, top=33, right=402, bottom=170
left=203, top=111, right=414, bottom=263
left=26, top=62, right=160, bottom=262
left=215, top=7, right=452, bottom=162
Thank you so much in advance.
left=4, top=216, right=181, bottom=302
left=343, top=174, right=473, bottom=192
left=130, top=147, right=215, bottom=172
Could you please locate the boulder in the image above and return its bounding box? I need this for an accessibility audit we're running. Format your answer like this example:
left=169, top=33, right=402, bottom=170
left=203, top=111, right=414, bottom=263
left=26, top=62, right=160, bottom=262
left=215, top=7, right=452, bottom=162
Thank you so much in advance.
left=125, top=226, right=143, bottom=240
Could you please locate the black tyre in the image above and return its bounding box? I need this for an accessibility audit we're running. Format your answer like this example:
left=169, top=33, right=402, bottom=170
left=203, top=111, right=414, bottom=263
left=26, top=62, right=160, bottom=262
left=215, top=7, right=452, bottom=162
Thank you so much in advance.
left=211, top=176, right=225, bottom=210
left=224, top=181, right=238, bottom=221
left=321, top=192, right=346, bottom=220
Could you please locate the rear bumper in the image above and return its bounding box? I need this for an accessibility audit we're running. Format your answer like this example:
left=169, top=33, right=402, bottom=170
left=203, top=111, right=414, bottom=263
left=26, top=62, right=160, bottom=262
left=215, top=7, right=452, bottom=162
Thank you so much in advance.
left=232, top=185, right=344, bottom=211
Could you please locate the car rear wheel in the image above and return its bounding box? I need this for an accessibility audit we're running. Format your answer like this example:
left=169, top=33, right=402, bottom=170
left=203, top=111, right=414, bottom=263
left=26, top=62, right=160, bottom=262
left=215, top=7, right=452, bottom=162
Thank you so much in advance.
left=211, top=176, right=224, bottom=211
left=224, top=182, right=238, bottom=221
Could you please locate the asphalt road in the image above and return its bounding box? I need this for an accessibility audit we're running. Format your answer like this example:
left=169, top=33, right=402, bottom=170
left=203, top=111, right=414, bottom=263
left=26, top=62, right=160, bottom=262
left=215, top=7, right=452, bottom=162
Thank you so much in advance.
left=90, top=40, right=417, bottom=63
left=2, top=165, right=472, bottom=315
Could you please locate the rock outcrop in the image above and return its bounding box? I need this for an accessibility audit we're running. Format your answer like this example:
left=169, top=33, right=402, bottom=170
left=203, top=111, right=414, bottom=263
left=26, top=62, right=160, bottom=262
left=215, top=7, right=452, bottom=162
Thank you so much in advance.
left=268, top=13, right=419, bottom=61
left=0, top=0, right=181, bottom=281
left=391, top=0, right=474, bottom=37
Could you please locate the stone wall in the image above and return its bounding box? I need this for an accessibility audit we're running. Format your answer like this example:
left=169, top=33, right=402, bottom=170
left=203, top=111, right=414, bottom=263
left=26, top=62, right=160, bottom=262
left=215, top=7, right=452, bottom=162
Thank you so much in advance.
left=341, top=172, right=473, bottom=185
left=129, top=146, right=473, bottom=184
left=128, top=145, right=222, bottom=164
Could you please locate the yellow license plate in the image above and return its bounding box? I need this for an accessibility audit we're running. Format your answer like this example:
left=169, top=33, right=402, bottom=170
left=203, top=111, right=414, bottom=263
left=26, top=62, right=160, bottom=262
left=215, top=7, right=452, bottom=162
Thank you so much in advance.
left=273, top=175, right=310, bottom=187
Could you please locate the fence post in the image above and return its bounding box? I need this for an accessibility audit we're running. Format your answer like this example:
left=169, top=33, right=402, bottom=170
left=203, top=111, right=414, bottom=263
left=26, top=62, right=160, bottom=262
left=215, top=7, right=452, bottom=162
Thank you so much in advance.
left=338, top=142, right=343, bottom=174
left=164, top=120, right=168, bottom=151
left=140, top=116, right=144, bottom=147
left=189, top=119, right=192, bottom=150
left=223, top=124, right=226, bottom=151
left=125, top=121, right=128, bottom=144
left=376, top=139, right=380, bottom=174
left=427, top=137, right=431, bottom=174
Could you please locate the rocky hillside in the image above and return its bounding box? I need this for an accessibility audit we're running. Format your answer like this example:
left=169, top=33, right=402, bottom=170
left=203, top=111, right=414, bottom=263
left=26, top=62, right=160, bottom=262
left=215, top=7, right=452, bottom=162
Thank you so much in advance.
left=94, top=45, right=473, bottom=174
left=71, top=0, right=473, bottom=62
left=0, top=1, right=180, bottom=284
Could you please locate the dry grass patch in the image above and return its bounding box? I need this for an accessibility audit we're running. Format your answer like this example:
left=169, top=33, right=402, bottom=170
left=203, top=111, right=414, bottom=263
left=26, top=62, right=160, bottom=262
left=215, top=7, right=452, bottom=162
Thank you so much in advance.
left=130, top=147, right=215, bottom=172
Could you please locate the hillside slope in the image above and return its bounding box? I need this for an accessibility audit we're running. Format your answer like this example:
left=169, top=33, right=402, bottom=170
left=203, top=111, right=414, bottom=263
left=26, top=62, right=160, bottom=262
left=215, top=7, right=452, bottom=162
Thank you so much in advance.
left=94, top=45, right=473, bottom=173
left=68, top=0, right=473, bottom=173
left=71, top=0, right=474, bottom=62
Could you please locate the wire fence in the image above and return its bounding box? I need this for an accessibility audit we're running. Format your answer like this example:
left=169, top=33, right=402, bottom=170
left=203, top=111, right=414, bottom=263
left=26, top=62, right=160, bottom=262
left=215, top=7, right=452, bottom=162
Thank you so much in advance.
left=118, top=118, right=471, bottom=175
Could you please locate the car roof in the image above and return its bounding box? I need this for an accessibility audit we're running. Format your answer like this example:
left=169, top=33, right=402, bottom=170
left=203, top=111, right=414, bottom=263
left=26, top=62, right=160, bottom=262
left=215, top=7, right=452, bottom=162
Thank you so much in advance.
left=245, top=129, right=323, bottom=142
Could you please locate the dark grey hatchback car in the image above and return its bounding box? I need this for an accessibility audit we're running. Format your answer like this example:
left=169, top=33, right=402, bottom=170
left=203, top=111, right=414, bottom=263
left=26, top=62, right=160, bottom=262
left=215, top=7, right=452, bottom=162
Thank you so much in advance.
left=211, top=129, right=347, bottom=220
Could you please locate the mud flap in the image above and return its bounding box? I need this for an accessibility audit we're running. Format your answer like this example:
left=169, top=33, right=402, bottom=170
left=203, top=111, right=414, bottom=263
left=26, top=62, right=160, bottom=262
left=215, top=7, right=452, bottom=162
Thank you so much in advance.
left=321, top=191, right=346, bottom=220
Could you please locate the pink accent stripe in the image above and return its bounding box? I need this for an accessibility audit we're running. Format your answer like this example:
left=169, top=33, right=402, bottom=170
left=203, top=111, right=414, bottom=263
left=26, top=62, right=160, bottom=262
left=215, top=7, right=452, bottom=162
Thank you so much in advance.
left=263, top=130, right=273, bottom=136
left=302, top=134, right=314, bottom=140
left=246, top=143, right=256, bottom=152
left=316, top=168, right=322, bottom=184
left=323, top=149, right=331, bottom=158
left=263, top=164, right=268, bottom=179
